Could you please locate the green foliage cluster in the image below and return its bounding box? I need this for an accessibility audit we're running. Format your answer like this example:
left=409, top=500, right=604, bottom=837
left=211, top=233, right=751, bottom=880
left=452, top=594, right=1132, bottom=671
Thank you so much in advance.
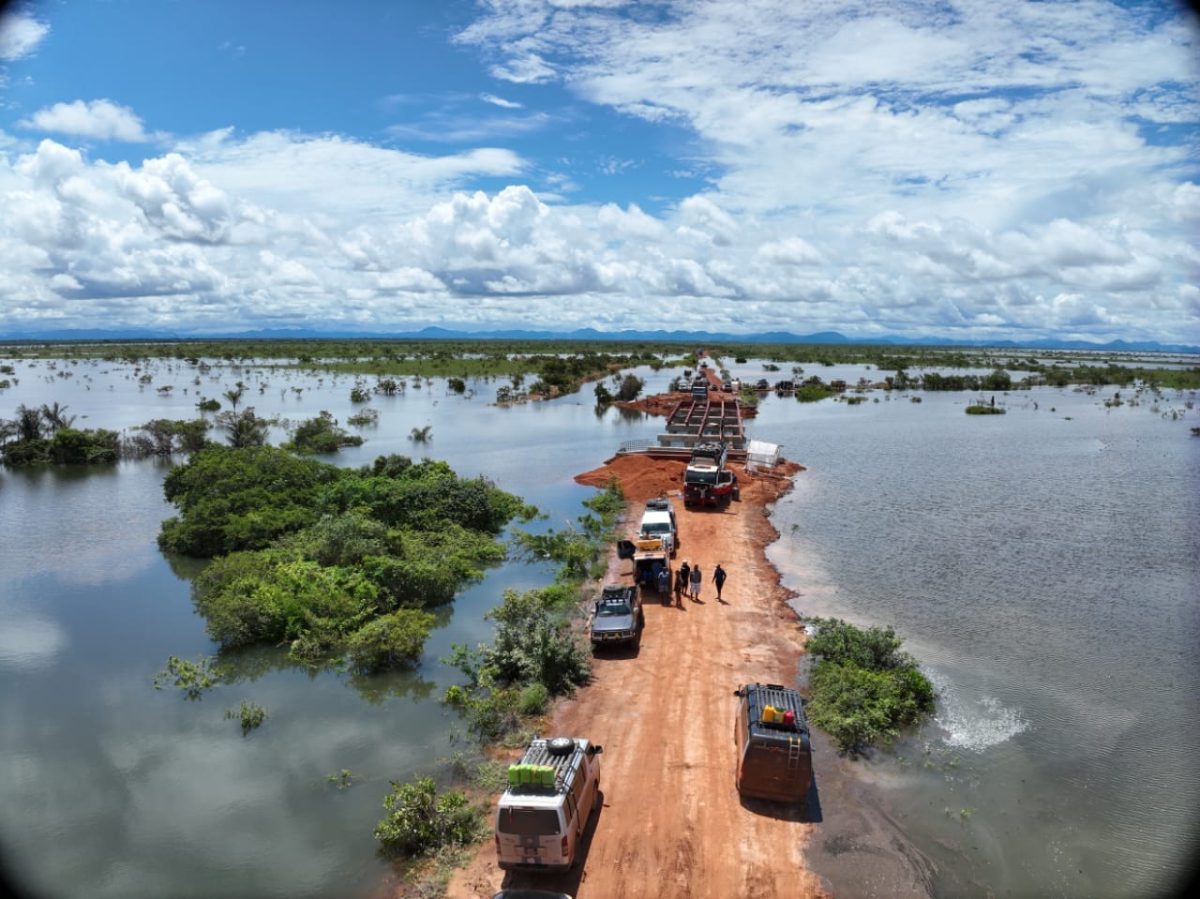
left=444, top=587, right=591, bottom=741
left=159, top=447, right=525, bottom=673
left=1, top=426, right=121, bottom=465
left=125, top=418, right=211, bottom=457
left=225, top=700, right=268, bottom=734
left=216, top=407, right=271, bottom=447
left=440, top=481, right=622, bottom=743
left=346, top=610, right=438, bottom=673
left=527, top=351, right=661, bottom=397
left=509, top=478, right=624, bottom=582
left=795, top=377, right=835, bottom=403
left=153, top=655, right=225, bottom=700
left=160, top=446, right=340, bottom=555
left=919, top=369, right=1013, bottom=391
left=615, top=373, right=645, bottom=401
left=374, top=776, right=485, bottom=858
left=346, top=408, right=379, bottom=426
left=284, top=410, right=364, bottom=454
left=804, top=618, right=935, bottom=753
left=965, top=404, right=1006, bottom=415
left=0, top=402, right=122, bottom=465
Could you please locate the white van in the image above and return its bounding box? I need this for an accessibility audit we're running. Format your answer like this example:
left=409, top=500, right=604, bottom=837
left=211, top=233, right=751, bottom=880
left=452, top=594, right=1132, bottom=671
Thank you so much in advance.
left=495, top=737, right=603, bottom=872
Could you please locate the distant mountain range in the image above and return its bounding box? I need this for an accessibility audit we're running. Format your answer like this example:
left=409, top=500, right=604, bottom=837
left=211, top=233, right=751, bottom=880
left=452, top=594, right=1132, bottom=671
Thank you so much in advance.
left=1, top=325, right=1196, bottom=355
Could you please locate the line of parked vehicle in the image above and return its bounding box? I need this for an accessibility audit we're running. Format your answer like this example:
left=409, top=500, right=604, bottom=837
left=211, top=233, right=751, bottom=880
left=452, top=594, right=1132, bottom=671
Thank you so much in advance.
left=490, top=480, right=813, bottom=880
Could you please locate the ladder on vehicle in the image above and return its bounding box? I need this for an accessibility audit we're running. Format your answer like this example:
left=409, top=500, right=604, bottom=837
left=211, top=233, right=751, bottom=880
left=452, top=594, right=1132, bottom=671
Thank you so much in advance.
left=787, top=737, right=803, bottom=769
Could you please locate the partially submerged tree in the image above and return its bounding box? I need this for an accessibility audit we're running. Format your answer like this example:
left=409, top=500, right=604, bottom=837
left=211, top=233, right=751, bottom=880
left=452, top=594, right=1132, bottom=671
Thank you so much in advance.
left=218, top=407, right=270, bottom=448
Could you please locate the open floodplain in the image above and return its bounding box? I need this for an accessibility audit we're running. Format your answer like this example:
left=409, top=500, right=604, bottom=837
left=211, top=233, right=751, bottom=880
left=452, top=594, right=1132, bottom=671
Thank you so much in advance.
left=1, top=344, right=1198, bottom=899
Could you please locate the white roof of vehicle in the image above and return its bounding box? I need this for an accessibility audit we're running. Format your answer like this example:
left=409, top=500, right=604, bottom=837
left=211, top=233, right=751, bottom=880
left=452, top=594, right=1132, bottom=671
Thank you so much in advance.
left=640, top=509, right=674, bottom=524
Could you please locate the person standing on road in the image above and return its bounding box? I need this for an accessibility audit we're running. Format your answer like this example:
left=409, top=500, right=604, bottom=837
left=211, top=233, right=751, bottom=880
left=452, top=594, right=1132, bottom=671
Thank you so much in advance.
left=713, top=563, right=728, bottom=602
left=689, top=563, right=703, bottom=601
left=656, top=565, right=670, bottom=601
left=678, top=560, right=690, bottom=596
left=674, top=565, right=686, bottom=606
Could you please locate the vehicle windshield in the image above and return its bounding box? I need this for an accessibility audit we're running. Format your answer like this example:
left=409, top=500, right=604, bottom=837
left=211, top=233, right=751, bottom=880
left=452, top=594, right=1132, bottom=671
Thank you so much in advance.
left=597, top=602, right=631, bottom=617
left=642, top=522, right=671, bottom=534
left=685, top=470, right=717, bottom=485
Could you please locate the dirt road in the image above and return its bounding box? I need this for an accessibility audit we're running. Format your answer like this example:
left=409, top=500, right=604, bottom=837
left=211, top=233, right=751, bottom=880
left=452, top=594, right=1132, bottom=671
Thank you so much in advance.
left=447, top=454, right=826, bottom=899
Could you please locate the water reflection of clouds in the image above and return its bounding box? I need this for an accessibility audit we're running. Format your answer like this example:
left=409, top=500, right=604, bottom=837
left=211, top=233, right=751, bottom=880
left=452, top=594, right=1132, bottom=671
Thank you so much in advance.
left=0, top=614, right=68, bottom=671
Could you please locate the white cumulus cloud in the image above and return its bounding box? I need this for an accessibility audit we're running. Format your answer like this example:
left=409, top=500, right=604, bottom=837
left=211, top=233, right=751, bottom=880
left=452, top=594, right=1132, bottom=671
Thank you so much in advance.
left=20, top=99, right=155, bottom=142
left=0, top=10, right=49, bottom=61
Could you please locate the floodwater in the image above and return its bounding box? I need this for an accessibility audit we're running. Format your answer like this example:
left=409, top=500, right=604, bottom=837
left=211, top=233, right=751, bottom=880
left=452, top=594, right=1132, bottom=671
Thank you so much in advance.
left=751, top=372, right=1200, bottom=898
left=0, top=357, right=671, bottom=899
left=1, top=353, right=1198, bottom=898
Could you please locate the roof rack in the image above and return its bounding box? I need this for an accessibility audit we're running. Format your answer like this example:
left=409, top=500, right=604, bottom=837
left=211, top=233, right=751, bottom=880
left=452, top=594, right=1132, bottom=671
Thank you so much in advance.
left=744, top=683, right=807, bottom=734
left=508, top=738, right=583, bottom=795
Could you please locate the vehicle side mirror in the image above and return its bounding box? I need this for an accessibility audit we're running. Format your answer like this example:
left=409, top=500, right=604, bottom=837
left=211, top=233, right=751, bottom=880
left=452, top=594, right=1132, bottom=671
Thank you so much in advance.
left=588, top=745, right=604, bottom=755
left=733, top=688, right=744, bottom=697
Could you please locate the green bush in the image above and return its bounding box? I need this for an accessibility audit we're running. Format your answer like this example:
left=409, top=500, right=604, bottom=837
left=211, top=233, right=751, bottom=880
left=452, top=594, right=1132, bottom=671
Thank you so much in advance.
left=195, top=558, right=378, bottom=647
left=805, top=618, right=935, bottom=753
left=486, top=588, right=591, bottom=695
left=374, top=777, right=484, bottom=858
left=160, top=446, right=338, bottom=556
left=225, top=700, right=267, bottom=734
left=345, top=610, right=436, bottom=673
left=518, top=682, right=550, bottom=715
left=807, top=663, right=934, bottom=751
left=795, top=382, right=833, bottom=403
left=615, top=374, right=644, bottom=401
left=153, top=655, right=225, bottom=700
left=965, top=404, right=1006, bottom=415
left=805, top=618, right=908, bottom=670
left=285, top=411, right=364, bottom=454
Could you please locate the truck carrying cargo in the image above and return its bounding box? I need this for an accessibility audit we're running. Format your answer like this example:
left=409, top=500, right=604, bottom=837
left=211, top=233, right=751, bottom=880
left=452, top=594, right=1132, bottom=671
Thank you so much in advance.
left=494, top=737, right=603, bottom=872
left=684, top=442, right=737, bottom=506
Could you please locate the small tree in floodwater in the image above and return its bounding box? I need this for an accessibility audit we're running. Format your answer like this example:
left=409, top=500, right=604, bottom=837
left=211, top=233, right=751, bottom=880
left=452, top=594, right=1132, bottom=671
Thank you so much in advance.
left=223, top=382, right=246, bottom=411
left=218, top=408, right=270, bottom=447
left=409, top=425, right=432, bottom=443
left=15, top=404, right=44, bottom=442
left=40, top=402, right=75, bottom=433
left=615, top=374, right=644, bottom=402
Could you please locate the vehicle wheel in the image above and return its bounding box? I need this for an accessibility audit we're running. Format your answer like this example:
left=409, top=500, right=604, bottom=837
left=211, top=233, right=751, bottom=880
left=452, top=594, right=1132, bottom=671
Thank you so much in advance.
left=547, top=737, right=574, bottom=756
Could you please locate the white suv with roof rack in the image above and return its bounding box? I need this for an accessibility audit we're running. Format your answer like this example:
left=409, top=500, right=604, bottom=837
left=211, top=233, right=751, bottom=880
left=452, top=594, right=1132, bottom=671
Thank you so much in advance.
left=494, top=737, right=604, bottom=872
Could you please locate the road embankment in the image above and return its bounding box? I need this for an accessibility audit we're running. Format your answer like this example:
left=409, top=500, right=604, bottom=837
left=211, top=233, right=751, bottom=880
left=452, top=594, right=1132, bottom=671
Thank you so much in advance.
left=448, top=452, right=834, bottom=899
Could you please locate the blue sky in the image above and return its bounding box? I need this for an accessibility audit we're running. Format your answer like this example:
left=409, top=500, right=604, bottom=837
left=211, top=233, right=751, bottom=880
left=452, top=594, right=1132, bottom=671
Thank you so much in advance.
left=0, top=0, right=1197, bottom=342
